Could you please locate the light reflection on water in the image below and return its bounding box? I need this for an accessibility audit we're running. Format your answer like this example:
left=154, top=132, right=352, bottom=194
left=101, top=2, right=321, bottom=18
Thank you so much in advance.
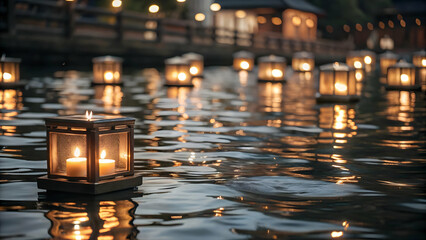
left=0, top=67, right=425, bottom=239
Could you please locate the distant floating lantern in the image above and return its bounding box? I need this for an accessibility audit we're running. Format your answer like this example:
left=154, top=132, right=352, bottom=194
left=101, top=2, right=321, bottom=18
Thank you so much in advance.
left=346, top=51, right=365, bottom=71
left=379, top=51, right=398, bottom=76
left=359, top=50, right=376, bottom=73
left=257, top=55, right=286, bottom=82
left=386, top=60, right=420, bottom=90
left=182, top=52, right=204, bottom=77
left=92, top=56, right=123, bottom=85
left=0, top=56, right=22, bottom=88
left=37, top=112, right=142, bottom=195
left=412, top=50, right=426, bottom=88
left=317, top=62, right=359, bottom=102
left=164, top=57, right=192, bottom=87
left=292, top=51, right=314, bottom=72
left=233, top=51, right=254, bottom=72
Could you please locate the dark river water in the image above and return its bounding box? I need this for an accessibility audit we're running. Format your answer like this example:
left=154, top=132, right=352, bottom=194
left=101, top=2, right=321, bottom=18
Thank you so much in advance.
left=0, top=67, right=425, bottom=240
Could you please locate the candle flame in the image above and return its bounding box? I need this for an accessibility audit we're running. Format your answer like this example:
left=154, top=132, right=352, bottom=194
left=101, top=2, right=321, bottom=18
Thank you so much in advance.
left=271, top=69, right=283, bottom=78
left=100, top=150, right=106, bottom=159
left=422, top=59, right=426, bottom=67
left=354, top=61, right=362, bottom=69
left=178, top=72, right=187, bottom=81
left=335, top=83, right=348, bottom=92
left=74, top=147, right=81, bottom=158
left=190, top=66, right=199, bottom=75
left=301, top=63, right=311, bottom=71
left=364, top=56, right=372, bottom=64
left=240, top=61, right=250, bottom=70
left=85, top=110, right=93, bottom=121
left=400, top=74, right=409, bottom=83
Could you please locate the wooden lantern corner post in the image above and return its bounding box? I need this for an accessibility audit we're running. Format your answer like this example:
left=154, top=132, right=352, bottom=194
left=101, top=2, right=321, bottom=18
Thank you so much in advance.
left=37, top=113, right=142, bottom=195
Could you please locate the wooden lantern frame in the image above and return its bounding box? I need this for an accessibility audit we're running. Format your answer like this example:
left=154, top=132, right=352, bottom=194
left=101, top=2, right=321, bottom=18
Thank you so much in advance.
left=412, top=50, right=426, bottom=88
left=386, top=61, right=420, bottom=91
left=379, top=51, right=398, bottom=76
left=233, top=51, right=255, bottom=72
left=257, top=55, right=286, bottom=82
left=92, top=56, right=123, bottom=85
left=0, top=57, right=23, bottom=89
left=164, top=57, right=193, bottom=87
left=37, top=115, right=142, bottom=195
left=292, top=51, right=315, bottom=72
left=316, top=62, right=359, bottom=102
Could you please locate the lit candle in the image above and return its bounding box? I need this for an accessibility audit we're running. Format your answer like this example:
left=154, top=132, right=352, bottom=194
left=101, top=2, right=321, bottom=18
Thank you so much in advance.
left=99, top=150, right=115, bottom=176
left=177, top=72, right=187, bottom=82
left=301, top=63, right=311, bottom=71
left=335, top=83, right=347, bottom=93
left=240, top=61, right=250, bottom=70
left=66, top=147, right=87, bottom=177
left=271, top=69, right=283, bottom=78
left=104, top=71, right=114, bottom=82
left=190, top=66, right=199, bottom=75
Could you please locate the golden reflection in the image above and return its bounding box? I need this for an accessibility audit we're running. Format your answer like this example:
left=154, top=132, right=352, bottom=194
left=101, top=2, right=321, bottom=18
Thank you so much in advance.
left=238, top=70, right=248, bottom=86
left=318, top=105, right=357, bottom=144
left=385, top=91, right=415, bottom=124
left=258, top=82, right=283, bottom=112
left=46, top=200, right=138, bottom=240
left=94, top=85, right=123, bottom=114
left=0, top=89, right=23, bottom=121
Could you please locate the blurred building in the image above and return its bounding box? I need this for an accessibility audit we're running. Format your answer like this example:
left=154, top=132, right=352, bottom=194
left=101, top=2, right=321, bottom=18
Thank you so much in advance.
left=211, top=0, right=324, bottom=42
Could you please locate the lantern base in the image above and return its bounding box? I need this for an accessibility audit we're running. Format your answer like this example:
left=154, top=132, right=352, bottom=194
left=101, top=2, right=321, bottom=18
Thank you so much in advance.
left=0, top=81, right=26, bottom=89
left=91, top=82, right=123, bottom=86
left=257, top=78, right=285, bottom=83
left=37, top=174, right=143, bottom=195
left=385, top=85, right=421, bottom=91
left=164, top=84, right=194, bottom=87
left=316, top=95, right=360, bottom=103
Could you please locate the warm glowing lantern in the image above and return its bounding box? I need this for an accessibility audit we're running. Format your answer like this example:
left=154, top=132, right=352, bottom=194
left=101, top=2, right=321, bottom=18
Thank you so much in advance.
left=317, top=62, right=359, bottom=102
left=0, top=56, right=21, bottom=88
left=386, top=60, right=420, bottom=90
left=412, top=50, right=426, bottom=87
left=233, top=51, right=254, bottom=72
left=359, top=50, right=376, bottom=73
left=292, top=51, right=314, bottom=72
left=182, top=52, right=204, bottom=77
left=346, top=51, right=365, bottom=71
left=379, top=51, right=398, bottom=76
left=37, top=112, right=142, bottom=194
left=257, top=55, right=286, bottom=82
left=92, top=56, right=123, bottom=85
left=164, top=57, right=192, bottom=86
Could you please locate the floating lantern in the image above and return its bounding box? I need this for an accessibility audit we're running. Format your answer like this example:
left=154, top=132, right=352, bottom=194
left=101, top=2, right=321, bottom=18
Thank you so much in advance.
left=182, top=52, right=204, bottom=77
left=386, top=61, right=420, bottom=90
left=164, top=57, right=192, bottom=87
left=317, top=62, right=359, bottom=102
left=233, top=51, right=254, bottom=72
left=257, top=55, right=286, bottom=82
left=379, top=51, right=398, bottom=75
left=92, top=56, right=123, bottom=85
left=412, top=50, right=426, bottom=88
left=0, top=56, right=21, bottom=88
left=37, top=112, right=142, bottom=194
left=359, top=50, right=376, bottom=73
left=292, top=51, right=314, bottom=72
left=346, top=51, right=365, bottom=71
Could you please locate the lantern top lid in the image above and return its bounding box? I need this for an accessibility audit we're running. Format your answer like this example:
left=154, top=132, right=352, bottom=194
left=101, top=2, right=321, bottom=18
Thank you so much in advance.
left=0, top=56, right=21, bottom=63
left=293, top=51, right=314, bottom=59
left=389, top=60, right=415, bottom=69
left=45, top=114, right=135, bottom=128
left=182, top=52, right=204, bottom=61
left=92, top=55, right=123, bottom=63
left=413, top=49, right=426, bottom=57
left=320, top=62, right=352, bottom=72
left=380, top=51, right=398, bottom=59
left=347, top=51, right=364, bottom=57
left=233, top=50, right=254, bottom=58
left=258, top=55, right=286, bottom=63
left=359, top=50, right=376, bottom=57
left=165, top=56, right=190, bottom=65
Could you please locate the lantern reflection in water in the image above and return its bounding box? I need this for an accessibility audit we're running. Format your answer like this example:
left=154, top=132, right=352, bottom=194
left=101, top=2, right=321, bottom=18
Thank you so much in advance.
left=318, top=104, right=357, bottom=145
left=386, top=91, right=415, bottom=124
left=0, top=89, right=22, bottom=135
left=92, top=56, right=123, bottom=85
left=257, top=55, right=286, bottom=82
left=386, top=61, right=419, bottom=90
left=233, top=51, right=254, bottom=72
left=379, top=51, right=398, bottom=76
left=45, top=199, right=138, bottom=240
left=317, top=62, right=359, bottom=102
left=0, top=56, right=21, bottom=88
left=94, top=85, right=123, bottom=114
left=292, top=51, right=314, bottom=72
left=258, top=82, right=283, bottom=112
